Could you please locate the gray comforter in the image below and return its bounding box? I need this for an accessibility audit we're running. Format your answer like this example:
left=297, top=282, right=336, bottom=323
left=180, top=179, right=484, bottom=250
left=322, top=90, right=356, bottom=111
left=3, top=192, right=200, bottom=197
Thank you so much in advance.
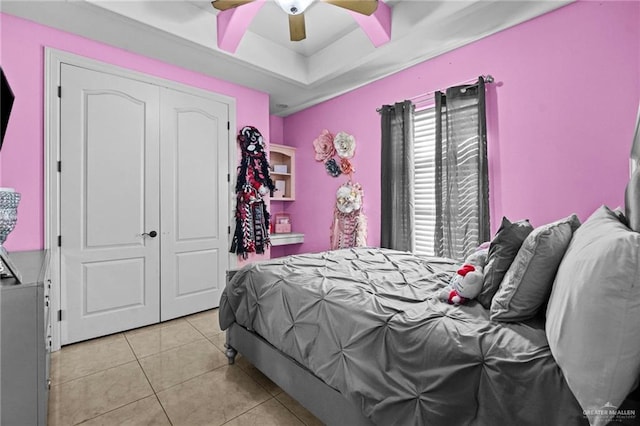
left=220, top=248, right=585, bottom=426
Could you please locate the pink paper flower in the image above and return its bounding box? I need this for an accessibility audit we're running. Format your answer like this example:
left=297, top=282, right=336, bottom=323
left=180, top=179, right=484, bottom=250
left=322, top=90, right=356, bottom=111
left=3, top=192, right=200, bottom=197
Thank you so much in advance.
left=340, top=158, right=355, bottom=175
left=313, top=130, right=336, bottom=162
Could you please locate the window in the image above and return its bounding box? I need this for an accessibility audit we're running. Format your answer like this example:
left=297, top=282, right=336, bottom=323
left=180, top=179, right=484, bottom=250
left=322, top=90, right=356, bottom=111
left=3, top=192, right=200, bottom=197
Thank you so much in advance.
left=413, top=107, right=437, bottom=256
left=380, top=80, right=488, bottom=259
left=412, top=85, right=489, bottom=260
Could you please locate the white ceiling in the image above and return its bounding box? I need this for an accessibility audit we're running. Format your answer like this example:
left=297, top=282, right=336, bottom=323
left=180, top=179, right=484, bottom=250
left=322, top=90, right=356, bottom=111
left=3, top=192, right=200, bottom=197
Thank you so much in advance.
left=1, top=0, right=572, bottom=116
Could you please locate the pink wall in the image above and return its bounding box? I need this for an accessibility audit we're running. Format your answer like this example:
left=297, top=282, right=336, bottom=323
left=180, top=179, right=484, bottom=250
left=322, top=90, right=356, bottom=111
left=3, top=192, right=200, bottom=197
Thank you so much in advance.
left=0, top=13, right=270, bottom=254
left=2, top=2, right=639, bottom=258
left=269, top=115, right=285, bottom=143
left=282, top=1, right=640, bottom=255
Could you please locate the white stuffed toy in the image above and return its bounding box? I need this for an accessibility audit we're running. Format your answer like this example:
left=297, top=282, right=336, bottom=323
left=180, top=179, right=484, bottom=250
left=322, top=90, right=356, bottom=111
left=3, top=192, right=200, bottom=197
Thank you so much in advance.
left=438, top=264, right=484, bottom=305
left=438, top=246, right=488, bottom=305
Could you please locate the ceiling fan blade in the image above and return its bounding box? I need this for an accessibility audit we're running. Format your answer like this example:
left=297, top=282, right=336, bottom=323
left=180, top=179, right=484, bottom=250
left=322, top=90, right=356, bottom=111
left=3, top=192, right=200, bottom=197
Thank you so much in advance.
left=289, top=13, right=306, bottom=42
left=211, top=0, right=255, bottom=11
left=324, top=0, right=378, bottom=16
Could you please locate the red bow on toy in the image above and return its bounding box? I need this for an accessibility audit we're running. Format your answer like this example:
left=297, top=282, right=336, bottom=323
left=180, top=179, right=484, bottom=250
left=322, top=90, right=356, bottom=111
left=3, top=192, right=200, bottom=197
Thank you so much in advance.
left=457, top=264, right=476, bottom=276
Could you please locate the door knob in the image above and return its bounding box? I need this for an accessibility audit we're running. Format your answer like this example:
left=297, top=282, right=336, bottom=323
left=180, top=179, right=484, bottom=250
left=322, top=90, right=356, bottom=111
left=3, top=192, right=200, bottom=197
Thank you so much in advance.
left=142, top=231, right=158, bottom=238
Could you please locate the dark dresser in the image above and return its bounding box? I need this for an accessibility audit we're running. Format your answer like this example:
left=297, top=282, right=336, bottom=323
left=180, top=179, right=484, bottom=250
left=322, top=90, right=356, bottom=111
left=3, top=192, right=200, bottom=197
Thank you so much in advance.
left=1, top=250, right=51, bottom=425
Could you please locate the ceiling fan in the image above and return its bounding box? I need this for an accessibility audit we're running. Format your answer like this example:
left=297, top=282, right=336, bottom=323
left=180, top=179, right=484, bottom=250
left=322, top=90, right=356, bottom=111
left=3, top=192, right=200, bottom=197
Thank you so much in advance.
left=211, top=0, right=379, bottom=42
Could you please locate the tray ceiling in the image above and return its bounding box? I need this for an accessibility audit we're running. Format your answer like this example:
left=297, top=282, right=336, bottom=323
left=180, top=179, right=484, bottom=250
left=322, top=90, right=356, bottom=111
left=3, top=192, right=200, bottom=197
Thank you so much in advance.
left=1, top=0, right=571, bottom=115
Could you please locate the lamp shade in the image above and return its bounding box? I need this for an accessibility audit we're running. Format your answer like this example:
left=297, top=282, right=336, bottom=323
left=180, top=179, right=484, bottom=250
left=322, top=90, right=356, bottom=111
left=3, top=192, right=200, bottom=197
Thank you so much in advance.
left=0, top=188, right=20, bottom=245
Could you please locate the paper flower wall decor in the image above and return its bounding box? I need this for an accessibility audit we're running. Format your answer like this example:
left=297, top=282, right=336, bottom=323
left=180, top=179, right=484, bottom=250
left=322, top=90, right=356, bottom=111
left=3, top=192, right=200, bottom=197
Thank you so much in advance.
left=336, top=183, right=363, bottom=213
left=312, top=129, right=357, bottom=178
left=313, top=129, right=336, bottom=162
left=340, top=158, right=355, bottom=175
left=333, top=131, right=356, bottom=159
left=325, top=158, right=342, bottom=177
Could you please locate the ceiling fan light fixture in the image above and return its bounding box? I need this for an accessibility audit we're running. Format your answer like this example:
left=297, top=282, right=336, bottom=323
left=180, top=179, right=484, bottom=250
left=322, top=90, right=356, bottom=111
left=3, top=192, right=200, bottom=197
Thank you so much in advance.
left=275, top=0, right=314, bottom=15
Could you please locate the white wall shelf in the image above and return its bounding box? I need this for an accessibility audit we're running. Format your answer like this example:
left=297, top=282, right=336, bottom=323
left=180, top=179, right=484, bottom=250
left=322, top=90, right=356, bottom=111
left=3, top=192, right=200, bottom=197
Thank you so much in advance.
left=270, top=144, right=296, bottom=201
left=271, top=233, right=304, bottom=246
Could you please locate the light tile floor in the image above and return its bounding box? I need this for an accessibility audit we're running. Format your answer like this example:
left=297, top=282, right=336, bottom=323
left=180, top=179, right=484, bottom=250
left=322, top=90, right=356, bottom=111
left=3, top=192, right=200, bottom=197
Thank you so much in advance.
left=48, top=309, right=324, bottom=426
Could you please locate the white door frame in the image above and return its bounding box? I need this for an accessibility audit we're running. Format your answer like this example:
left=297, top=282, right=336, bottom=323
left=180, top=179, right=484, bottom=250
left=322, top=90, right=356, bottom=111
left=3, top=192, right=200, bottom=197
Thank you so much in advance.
left=45, top=48, right=238, bottom=351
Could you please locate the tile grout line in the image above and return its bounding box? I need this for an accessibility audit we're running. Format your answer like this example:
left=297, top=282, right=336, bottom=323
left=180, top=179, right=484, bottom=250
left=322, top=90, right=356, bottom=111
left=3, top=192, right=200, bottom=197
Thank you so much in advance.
left=129, top=339, right=230, bottom=395
left=134, top=362, right=267, bottom=425
left=153, top=393, right=175, bottom=426
left=133, top=336, right=211, bottom=361
left=53, top=361, right=155, bottom=424
left=72, top=395, right=153, bottom=426
left=52, top=313, right=220, bottom=426
left=124, top=317, right=231, bottom=396
left=219, top=397, right=277, bottom=425
left=50, top=332, right=135, bottom=386
left=137, top=360, right=270, bottom=418
left=50, top=357, right=141, bottom=389
left=124, top=318, right=189, bottom=337
left=127, top=318, right=219, bottom=360
left=183, top=311, right=318, bottom=425
left=124, top=331, right=175, bottom=425
left=229, top=355, right=318, bottom=426
left=147, top=362, right=231, bottom=395
left=50, top=359, right=136, bottom=387
left=188, top=321, right=221, bottom=342
left=273, top=394, right=316, bottom=426
left=184, top=313, right=225, bottom=341
left=227, top=361, right=310, bottom=423
left=58, top=311, right=239, bottom=426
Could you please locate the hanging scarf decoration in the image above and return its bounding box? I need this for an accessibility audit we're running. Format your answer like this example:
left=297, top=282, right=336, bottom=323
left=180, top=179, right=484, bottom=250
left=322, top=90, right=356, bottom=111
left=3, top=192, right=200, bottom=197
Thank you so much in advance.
left=230, top=126, right=276, bottom=259
left=330, top=181, right=368, bottom=250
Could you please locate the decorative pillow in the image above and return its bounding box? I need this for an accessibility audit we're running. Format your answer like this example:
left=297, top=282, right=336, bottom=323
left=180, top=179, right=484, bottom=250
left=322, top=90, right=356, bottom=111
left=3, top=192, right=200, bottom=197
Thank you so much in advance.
left=464, top=246, right=489, bottom=268
left=477, top=217, right=533, bottom=309
left=546, top=206, right=640, bottom=425
left=613, top=208, right=630, bottom=228
left=489, top=214, right=580, bottom=322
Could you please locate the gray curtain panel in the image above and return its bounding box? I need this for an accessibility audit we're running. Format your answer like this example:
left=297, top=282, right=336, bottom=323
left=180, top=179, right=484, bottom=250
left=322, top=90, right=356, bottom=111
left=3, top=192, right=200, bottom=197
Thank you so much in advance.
left=380, top=101, right=415, bottom=252
left=435, top=77, right=490, bottom=260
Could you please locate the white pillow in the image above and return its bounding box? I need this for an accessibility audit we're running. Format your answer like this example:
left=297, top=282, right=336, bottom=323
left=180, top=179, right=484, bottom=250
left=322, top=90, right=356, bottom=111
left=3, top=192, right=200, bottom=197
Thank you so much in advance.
left=546, top=206, right=640, bottom=426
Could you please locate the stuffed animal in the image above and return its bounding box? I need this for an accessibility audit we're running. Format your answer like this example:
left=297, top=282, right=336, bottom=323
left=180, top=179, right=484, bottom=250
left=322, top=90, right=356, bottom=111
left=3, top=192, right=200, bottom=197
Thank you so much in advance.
left=438, top=263, right=484, bottom=305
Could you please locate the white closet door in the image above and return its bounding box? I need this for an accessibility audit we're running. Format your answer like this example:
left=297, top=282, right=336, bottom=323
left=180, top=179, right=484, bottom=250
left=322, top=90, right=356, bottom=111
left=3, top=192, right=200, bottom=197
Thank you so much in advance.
left=159, top=87, right=229, bottom=320
left=60, top=64, right=161, bottom=344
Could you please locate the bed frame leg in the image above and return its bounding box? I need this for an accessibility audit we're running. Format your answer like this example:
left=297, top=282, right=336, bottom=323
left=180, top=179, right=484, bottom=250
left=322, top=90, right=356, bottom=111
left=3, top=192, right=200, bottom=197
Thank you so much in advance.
left=225, top=344, right=237, bottom=364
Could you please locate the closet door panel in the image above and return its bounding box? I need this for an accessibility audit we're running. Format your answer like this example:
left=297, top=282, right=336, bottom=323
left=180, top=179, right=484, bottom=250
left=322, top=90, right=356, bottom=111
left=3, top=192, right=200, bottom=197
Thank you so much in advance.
left=175, top=250, right=219, bottom=295
left=60, top=64, right=161, bottom=344
left=160, top=87, right=229, bottom=320
left=175, top=112, right=219, bottom=241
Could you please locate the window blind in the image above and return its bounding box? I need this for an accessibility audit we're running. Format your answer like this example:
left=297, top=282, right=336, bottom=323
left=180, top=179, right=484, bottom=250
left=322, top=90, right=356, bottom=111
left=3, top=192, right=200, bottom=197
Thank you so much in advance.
left=413, top=107, right=436, bottom=256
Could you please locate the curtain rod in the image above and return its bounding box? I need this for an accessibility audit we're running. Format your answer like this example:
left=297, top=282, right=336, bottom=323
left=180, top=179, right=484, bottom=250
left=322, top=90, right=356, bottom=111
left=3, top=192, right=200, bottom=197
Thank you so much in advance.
left=377, top=74, right=495, bottom=112
left=410, top=74, right=494, bottom=102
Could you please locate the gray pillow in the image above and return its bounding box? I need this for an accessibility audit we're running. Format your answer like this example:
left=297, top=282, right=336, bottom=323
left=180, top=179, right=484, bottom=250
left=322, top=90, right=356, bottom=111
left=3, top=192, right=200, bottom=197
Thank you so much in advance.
left=477, top=217, right=533, bottom=309
left=546, top=206, right=640, bottom=424
left=490, top=214, right=580, bottom=322
left=625, top=167, right=640, bottom=232
left=613, top=207, right=630, bottom=228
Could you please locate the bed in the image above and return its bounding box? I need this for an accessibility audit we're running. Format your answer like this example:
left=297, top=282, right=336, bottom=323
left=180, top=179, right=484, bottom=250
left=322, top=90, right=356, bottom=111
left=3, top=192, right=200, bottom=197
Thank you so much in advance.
left=220, top=170, right=640, bottom=426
